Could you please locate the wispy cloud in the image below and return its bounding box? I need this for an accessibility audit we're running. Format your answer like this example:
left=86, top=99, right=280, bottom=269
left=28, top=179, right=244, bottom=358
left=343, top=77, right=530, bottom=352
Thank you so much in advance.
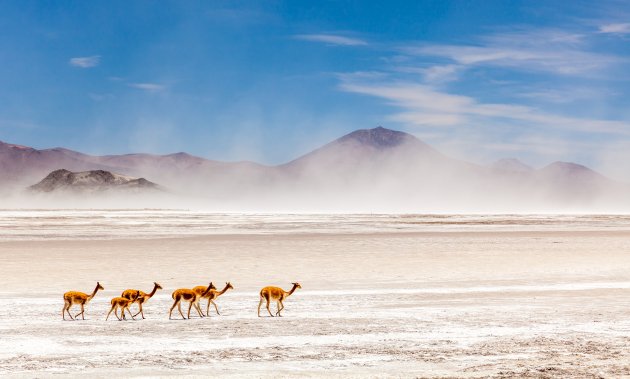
left=294, top=34, right=367, bottom=46
left=69, top=55, right=100, bottom=68
left=402, top=29, right=617, bottom=75
left=599, top=22, right=630, bottom=34
left=515, top=87, right=613, bottom=104
left=394, top=64, right=462, bottom=83
left=128, top=83, right=166, bottom=92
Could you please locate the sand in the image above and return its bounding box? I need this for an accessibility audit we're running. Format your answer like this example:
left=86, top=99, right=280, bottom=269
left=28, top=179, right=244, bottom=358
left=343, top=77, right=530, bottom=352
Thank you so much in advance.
left=1, top=214, right=630, bottom=377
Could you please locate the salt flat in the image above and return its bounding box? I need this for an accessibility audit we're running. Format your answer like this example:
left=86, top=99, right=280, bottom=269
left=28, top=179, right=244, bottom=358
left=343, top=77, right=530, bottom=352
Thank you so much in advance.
left=1, top=212, right=630, bottom=377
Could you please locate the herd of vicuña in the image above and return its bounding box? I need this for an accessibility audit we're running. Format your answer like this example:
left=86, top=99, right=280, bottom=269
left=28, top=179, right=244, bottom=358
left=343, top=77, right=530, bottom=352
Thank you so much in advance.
left=62, top=281, right=302, bottom=320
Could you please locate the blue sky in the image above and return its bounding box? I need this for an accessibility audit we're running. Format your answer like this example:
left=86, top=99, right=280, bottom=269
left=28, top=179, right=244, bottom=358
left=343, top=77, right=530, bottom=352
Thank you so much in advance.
left=1, top=1, right=630, bottom=178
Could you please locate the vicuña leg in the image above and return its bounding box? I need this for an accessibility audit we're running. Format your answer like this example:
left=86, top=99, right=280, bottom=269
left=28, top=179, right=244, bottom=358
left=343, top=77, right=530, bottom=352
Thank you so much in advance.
left=187, top=301, right=195, bottom=319
left=133, top=303, right=145, bottom=319
left=177, top=302, right=185, bottom=319
left=168, top=298, right=179, bottom=320
left=68, top=304, right=77, bottom=320
left=106, top=305, right=115, bottom=321
left=168, top=298, right=184, bottom=320
left=211, top=300, right=220, bottom=315
left=265, top=295, right=274, bottom=317
left=74, top=303, right=86, bottom=320
left=63, top=301, right=74, bottom=320
left=194, top=302, right=204, bottom=318
left=125, top=306, right=135, bottom=320
left=276, top=300, right=285, bottom=317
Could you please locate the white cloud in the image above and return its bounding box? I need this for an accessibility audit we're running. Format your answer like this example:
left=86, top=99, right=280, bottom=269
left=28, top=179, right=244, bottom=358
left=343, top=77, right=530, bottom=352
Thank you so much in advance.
left=128, top=83, right=166, bottom=92
left=599, top=23, right=630, bottom=34
left=388, top=112, right=465, bottom=126
left=516, top=87, right=612, bottom=104
left=395, top=64, right=462, bottom=83
left=421, top=64, right=461, bottom=83
left=294, top=34, right=367, bottom=46
left=69, top=55, right=100, bottom=68
left=402, top=29, right=617, bottom=75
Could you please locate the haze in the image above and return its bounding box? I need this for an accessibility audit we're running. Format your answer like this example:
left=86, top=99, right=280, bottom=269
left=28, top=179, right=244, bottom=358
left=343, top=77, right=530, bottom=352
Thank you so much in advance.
left=2, top=127, right=629, bottom=213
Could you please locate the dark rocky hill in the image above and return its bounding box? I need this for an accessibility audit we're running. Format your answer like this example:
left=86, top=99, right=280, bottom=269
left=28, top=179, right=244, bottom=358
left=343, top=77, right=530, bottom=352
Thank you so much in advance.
left=29, top=169, right=160, bottom=193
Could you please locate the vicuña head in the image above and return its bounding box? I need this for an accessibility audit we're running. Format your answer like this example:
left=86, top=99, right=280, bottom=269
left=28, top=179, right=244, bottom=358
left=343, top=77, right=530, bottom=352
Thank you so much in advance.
left=257, top=282, right=302, bottom=317
left=62, top=281, right=104, bottom=321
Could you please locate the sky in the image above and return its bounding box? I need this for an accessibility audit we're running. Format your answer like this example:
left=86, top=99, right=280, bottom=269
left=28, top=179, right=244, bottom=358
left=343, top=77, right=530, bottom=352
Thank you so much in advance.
left=1, top=1, right=630, bottom=179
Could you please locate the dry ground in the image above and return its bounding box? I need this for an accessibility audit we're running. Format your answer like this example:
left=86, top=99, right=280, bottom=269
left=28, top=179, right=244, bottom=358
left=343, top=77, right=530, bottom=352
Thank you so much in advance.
left=1, top=230, right=630, bottom=377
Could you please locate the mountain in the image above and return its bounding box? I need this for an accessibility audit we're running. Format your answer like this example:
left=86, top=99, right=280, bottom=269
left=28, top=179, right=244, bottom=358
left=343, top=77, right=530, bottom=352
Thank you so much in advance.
left=329, top=126, right=425, bottom=149
left=29, top=169, right=160, bottom=193
left=281, top=126, right=479, bottom=181
left=0, top=141, right=134, bottom=188
left=276, top=127, right=486, bottom=206
left=283, top=126, right=443, bottom=171
left=531, top=161, right=617, bottom=203
left=0, top=140, right=269, bottom=194
left=537, top=161, right=607, bottom=183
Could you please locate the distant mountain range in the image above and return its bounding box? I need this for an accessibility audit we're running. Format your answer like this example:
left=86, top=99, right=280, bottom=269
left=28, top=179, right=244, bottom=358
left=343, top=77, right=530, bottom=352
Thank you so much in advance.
left=1, top=127, right=627, bottom=211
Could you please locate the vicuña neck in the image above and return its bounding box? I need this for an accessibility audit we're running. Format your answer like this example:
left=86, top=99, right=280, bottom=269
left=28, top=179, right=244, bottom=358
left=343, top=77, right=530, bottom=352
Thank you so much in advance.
left=147, top=284, right=159, bottom=298
left=286, top=284, right=298, bottom=297
left=218, top=284, right=231, bottom=296
left=88, top=284, right=100, bottom=300
left=201, top=284, right=213, bottom=297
